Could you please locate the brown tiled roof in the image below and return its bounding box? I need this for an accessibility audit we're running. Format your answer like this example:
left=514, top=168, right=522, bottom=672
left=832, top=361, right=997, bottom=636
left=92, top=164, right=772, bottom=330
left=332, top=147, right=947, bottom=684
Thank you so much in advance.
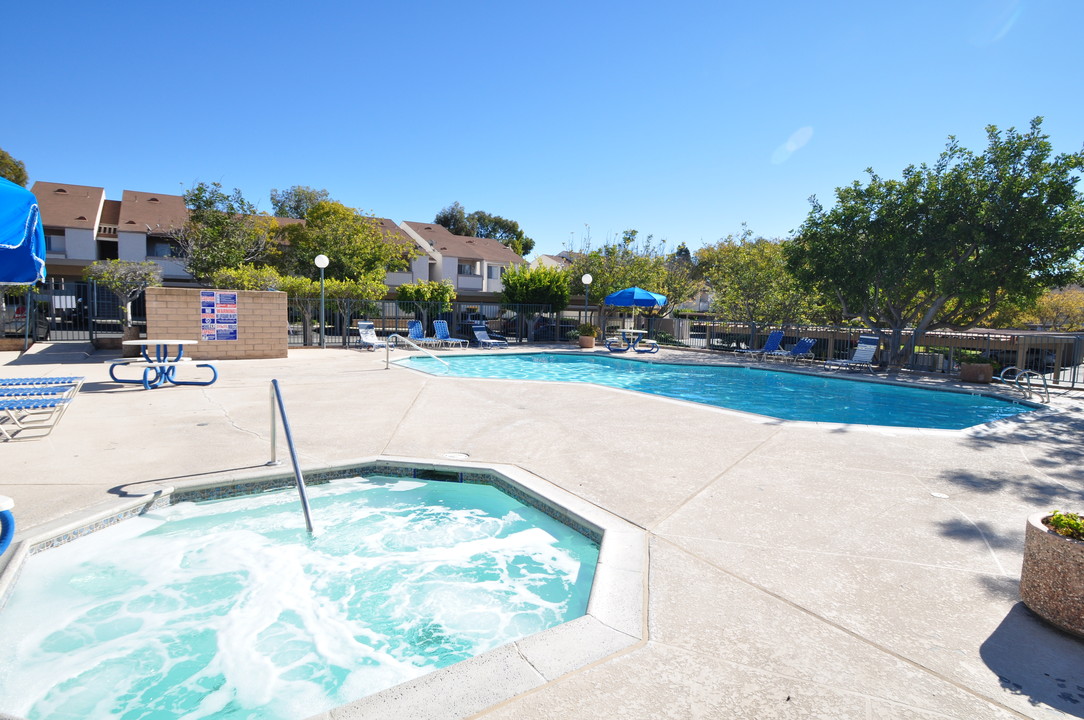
left=31, top=181, right=105, bottom=230
left=373, top=217, right=412, bottom=246
left=402, top=221, right=525, bottom=264
left=119, top=190, right=189, bottom=233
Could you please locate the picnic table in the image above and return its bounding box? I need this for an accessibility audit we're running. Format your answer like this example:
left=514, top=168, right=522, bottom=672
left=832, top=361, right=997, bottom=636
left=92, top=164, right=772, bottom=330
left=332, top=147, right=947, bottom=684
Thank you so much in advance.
left=109, top=339, right=218, bottom=390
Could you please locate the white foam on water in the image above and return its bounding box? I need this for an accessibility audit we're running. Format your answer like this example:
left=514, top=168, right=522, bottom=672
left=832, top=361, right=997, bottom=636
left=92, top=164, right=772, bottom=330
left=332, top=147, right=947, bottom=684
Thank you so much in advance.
left=0, top=477, right=598, bottom=720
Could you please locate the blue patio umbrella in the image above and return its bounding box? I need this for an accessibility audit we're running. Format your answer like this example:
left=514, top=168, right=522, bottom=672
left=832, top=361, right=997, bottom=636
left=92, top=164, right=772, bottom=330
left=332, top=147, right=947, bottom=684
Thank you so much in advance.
left=0, top=177, right=46, bottom=284
left=603, top=286, right=667, bottom=308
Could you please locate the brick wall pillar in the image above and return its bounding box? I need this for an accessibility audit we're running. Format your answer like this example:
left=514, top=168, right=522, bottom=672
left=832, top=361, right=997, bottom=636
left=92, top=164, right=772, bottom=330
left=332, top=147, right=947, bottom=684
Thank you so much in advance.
left=145, top=287, right=287, bottom=360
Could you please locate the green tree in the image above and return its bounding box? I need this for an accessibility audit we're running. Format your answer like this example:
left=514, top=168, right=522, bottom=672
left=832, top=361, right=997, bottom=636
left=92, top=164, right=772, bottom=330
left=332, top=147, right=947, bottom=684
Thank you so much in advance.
left=395, top=280, right=456, bottom=332
left=83, top=260, right=163, bottom=327
left=567, top=231, right=667, bottom=302
left=698, top=230, right=809, bottom=326
left=499, top=265, right=571, bottom=311
left=786, top=118, right=1084, bottom=365
left=210, top=263, right=285, bottom=291
left=434, top=202, right=477, bottom=237
left=434, top=202, right=535, bottom=256
left=279, top=275, right=321, bottom=346
left=325, top=278, right=383, bottom=347
left=277, top=201, right=408, bottom=287
left=0, top=148, right=28, bottom=187
left=270, top=186, right=331, bottom=219
left=176, top=182, right=276, bottom=283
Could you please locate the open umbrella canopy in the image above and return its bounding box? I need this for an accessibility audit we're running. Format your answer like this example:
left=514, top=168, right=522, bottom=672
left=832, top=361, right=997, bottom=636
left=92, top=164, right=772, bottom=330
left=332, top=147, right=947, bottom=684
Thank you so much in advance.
left=603, top=286, right=667, bottom=308
left=0, top=177, right=46, bottom=284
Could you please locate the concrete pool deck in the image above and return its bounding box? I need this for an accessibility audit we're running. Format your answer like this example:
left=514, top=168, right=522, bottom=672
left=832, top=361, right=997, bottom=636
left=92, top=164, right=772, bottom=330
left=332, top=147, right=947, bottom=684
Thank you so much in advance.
left=2, top=342, right=1083, bottom=719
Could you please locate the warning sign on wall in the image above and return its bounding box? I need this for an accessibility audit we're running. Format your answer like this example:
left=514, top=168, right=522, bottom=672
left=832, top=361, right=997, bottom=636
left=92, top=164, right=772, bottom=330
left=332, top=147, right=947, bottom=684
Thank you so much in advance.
left=200, top=291, right=238, bottom=341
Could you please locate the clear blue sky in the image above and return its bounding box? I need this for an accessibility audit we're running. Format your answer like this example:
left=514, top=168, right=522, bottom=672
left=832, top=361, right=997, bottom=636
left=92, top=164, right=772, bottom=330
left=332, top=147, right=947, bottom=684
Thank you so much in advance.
left=4, top=0, right=1082, bottom=258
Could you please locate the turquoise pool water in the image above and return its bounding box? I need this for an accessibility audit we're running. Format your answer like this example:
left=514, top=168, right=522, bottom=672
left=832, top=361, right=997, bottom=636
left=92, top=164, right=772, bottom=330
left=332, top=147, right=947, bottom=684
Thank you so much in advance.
left=401, top=352, right=1035, bottom=429
left=0, top=477, right=598, bottom=720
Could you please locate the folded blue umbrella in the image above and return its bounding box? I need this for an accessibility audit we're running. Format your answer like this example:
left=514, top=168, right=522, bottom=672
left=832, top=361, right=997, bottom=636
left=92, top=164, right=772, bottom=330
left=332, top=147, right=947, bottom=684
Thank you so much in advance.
left=0, top=177, right=47, bottom=284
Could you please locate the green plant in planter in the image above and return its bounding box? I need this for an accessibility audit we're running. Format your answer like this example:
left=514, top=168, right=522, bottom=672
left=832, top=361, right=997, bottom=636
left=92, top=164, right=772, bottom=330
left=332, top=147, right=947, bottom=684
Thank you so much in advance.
left=576, top=323, right=600, bottom=338
left=954, top=349, right=1002, bottom=373
left=1047, top=510, right=1084, bottom=541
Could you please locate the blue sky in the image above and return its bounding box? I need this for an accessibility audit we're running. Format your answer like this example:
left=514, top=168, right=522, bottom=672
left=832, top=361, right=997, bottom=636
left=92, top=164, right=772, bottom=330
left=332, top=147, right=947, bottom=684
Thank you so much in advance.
left=4, top=0, right=1082, bottom=259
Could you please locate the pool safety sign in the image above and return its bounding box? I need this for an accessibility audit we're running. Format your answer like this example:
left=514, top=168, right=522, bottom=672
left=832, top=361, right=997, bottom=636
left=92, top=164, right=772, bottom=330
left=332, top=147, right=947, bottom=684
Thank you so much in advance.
left=200, top=291, right=238, bottom=341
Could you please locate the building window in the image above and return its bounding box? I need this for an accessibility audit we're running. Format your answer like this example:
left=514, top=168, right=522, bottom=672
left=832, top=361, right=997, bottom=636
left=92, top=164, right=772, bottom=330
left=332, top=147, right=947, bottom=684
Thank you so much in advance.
left=457, top=262, right=479, bottom=276
left=487, top=265, right=505, bottom=280
left=148, top=238, right=182, bottom=258
left=96, top=240, right=119, bottom=261
left=45, top=235, right=66, bottom=253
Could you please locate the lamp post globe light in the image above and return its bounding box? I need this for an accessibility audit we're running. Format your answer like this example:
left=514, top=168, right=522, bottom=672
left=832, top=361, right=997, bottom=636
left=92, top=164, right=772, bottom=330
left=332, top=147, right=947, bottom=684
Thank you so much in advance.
left=581, top=273, right=593, bottom=327
left=315, top=254, right=329, bottom=348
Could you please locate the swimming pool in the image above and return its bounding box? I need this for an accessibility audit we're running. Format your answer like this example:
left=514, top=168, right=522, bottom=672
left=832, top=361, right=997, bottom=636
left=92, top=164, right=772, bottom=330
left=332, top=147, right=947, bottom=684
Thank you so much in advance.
left=400, top=352, right=1037, bottom=429
left=0, top=475, right=599, bottom=720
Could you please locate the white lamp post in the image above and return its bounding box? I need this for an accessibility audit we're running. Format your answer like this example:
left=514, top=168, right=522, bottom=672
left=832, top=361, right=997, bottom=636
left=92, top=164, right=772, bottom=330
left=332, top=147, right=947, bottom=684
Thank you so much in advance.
left=315, top=254, right=329, bottom=348
left=581, top=273, right=593, bottom=327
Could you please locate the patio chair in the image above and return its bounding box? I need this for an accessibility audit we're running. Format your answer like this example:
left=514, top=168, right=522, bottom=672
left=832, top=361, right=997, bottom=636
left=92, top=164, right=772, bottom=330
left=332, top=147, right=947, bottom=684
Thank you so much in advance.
left=472, top=324, right=508, bottom=349
left=764, top=337, right=817, bottom=363
left=433, top=320, right=467, bottom=349
left=824, top=335, right=879, bottom=372
left=0, top=384, right=78, bottom=399
left=0, top=397, right=72, bottom=440
left=734, top=330, right=785, bottom=360
left=406, top=320, right=441, bottom=349
left=0, top=376, right=84, bottom=388
left=356, top=321, right=389, bottom=352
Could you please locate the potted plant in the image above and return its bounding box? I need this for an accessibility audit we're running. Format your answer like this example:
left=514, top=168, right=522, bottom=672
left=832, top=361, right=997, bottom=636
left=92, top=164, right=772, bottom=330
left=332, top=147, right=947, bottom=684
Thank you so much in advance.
left=955, top=349, right=999, bottom=383
left=1020, top=510, right=1084, bottom=638
left=576, top=323, right=599, bottom=349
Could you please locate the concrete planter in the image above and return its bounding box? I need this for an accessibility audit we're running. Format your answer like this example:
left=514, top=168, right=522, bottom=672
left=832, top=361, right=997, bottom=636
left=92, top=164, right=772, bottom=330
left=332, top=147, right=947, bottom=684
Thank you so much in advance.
left=1020, top=511, right=1084, bottom=638
left=578, top=336, right=596, bottom=349
left=960, top=362, right=993, bottom=383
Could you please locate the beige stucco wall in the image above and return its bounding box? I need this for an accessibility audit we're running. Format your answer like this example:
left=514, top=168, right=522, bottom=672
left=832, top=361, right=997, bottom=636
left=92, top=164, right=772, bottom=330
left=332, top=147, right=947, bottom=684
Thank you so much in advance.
left=145, top=287, right=287, bottom=360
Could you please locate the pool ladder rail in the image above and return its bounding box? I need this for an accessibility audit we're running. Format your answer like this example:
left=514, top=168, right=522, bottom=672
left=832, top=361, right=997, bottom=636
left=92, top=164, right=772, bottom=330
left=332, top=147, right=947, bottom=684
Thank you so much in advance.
left=994, top=366, right=1050, bottom=404
left=384, top=333, right=450, bottom=370
left=267, top=379, right=315, bottom=534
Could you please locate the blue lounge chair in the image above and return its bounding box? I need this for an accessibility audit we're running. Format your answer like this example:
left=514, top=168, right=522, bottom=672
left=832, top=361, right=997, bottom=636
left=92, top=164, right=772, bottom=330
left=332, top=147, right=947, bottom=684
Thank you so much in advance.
left=765, top=337, right=817, bottom=363
left=734, top=330, right=784, bottom=360
left=825, top=335, right=879, bottom=372
left=356, top=321, right=388, bottom=351
left=0, top=385, right=77, bottom=398
left=406, top=320, right=441, bottom=349
left=0, top=376, right=84, bottom=387
left=0, top=397, right=72, bottom=440
left=433, top=320, right=467, bottom=349
left=472, top=324, right=508, bottom=349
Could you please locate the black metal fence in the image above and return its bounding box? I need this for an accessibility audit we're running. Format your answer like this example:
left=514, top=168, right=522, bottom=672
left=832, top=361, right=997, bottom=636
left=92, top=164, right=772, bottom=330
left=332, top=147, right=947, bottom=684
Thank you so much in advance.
left=286, top=299, right=570, bottom=348
left=2, top=280, right=140, bottom=348
left=665, top=317, right=1084, bottom=389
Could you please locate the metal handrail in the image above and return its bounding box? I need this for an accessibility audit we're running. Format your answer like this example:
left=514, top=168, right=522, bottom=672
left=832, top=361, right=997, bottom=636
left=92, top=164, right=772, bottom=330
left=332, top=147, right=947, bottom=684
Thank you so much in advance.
left=995, top=366, right=1051, bottom=403
left=385, top=334, right=450, bottom=370
left=267, top=379, right=315, bottom=534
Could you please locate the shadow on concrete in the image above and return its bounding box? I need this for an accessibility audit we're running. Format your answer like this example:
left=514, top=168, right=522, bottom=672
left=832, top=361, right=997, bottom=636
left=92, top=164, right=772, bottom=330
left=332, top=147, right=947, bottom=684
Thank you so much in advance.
left=980, top=603, right=1084, bottom=717
left=936, top=468, right=1084, bottom=507
left=964, top=405, right=1084, bottom=490
left=7, top=342, right=102, bottom=366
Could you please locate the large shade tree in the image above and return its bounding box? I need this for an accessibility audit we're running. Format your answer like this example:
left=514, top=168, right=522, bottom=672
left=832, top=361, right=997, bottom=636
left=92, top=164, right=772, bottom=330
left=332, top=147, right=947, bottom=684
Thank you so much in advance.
left=698, top=230, right=811, bottom=327
left=786, top=118, right=1084, bottom=365
left=176, top=182, right=278, bottom=283
left=276, top=200, right=410, bottom=286
left=434, top=202, right=535, bottom=256
left=0, top=147, right=28, bottom=187
left=270, top=186, right=331, bottom=219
